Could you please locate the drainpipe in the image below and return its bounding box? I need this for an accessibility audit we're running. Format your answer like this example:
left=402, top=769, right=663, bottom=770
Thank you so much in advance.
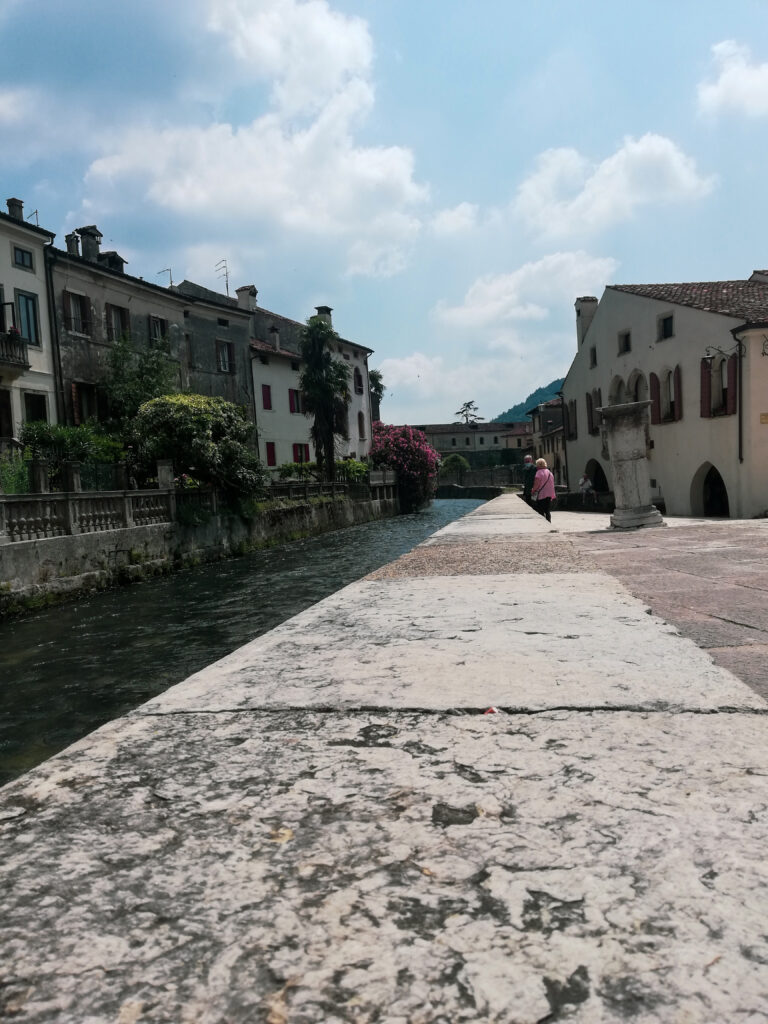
left=731, top=327, right=745, bottom=465
left=44, top=245, right=66, bottom=424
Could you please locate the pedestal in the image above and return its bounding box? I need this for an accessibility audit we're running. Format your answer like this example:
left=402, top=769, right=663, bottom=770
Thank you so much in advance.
left=599, top=401, right=665, bottom=531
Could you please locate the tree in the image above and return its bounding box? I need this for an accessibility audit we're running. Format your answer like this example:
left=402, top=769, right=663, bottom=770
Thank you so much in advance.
left=368, top=368, right=385, bottom=421
left=440, top=453, right=470, bottom=478
left=133, top=394, right=266, bottom=497
left=299, top=316, right=350, bottom=481
left=455, top=400, right=483, bottom=425
left=369, top=422, right=440, bottom=512
left=103, top=335, right=178, bottom=432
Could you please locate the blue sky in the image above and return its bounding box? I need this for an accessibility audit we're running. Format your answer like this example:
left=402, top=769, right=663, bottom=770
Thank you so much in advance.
left=3, top=0, right=768, bottom=423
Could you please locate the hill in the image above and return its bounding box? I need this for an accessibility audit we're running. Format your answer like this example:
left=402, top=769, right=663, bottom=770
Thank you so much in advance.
left=491, top=378, right=565, bottom=423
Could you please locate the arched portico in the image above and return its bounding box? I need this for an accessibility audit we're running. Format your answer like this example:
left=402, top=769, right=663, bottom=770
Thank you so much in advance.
left=585, top=458, right=609, bottom=493
left=608, top=375, right=626, bottom=405
left=627, top=370, right=648, bottom=403
left=690, top=462, right=730, bottom=517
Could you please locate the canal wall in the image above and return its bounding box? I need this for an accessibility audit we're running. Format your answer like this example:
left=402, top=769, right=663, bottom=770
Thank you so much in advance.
left=0, top=493, right=399, bottom=616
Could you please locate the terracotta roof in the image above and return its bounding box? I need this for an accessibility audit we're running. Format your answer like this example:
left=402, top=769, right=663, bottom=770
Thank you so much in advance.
left=416, top=422, right=531, bottom=434
left=609, top=280, right=768, bottom=324
left=250, top=339, right=301, bottom=360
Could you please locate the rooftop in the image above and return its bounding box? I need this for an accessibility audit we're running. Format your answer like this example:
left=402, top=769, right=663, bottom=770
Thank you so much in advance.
left=609, top=276, right=768, bottom=325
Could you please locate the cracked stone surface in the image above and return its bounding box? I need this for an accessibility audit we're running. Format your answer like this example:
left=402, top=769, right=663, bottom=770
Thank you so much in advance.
left=2, top=494, right=768, bottom=1022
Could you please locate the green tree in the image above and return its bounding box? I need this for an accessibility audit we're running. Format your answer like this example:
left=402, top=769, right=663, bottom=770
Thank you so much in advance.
left=440, top=453, right=470, bottom=477
left=298, top=316, right=350, bottom=482
left=133, top=394, right=266, bottom=497
left=455, top=400, right=482, bottom=425
left=368, top=367, right=385, bottom=421
left=104, top=335, right=178, bottom=432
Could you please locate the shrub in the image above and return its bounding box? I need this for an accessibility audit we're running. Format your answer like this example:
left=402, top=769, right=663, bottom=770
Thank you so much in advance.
left=368, top=422, right=440, bottom=512
left=133, top=394, right=267, bottom=498
left=0, top=452, right=29, bottom=494
left=440, top=453, right=470, bottom=475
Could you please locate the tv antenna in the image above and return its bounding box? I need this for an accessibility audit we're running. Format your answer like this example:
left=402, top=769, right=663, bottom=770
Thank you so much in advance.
left=158, top=268, right=173, bottom=287
left=215, top=258, right=230, bottom=296
left=25, top=209, right=39, bottom=226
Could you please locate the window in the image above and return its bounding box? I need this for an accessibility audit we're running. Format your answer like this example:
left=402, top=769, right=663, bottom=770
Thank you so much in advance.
left=259, top=354, right=269, bottom=365
left=262, top=384, right=272, bottom=410
left=589, top=346, right=597, bottom=368
left=216, top=340, right=235, bottom=374
left=265, top=441, right=276, bottom=467
left=291, top=360, right=300, bottom=372
left=149, top=315, right=168, bottom=346
left=358, top=411, right=365, bottom=440
left=658, top=314, right=674, bottom=340
left=618, top=331, right=631, bottom=354
left=465, top=437, right=470, bottom=445
left=13, top=246, right=33, bottom=271
left=451, top=438, right=456, bottom=446
left=353, top=367, right=364, bottom=394
left=105, top=303, right=129, bottom=342
left=517, top=438, right=522, bottom=448
left=17, top=291, right=39, bottom=345
left=493, top=436, right=498, bottom=444
left=288, top=388, right=304, bottom=413
left=479, top=436, right=485, bottom=445
left=23, top=391, right=47, bottom=423
left=63, top=291, right=90, bottom=335
left=217, top=317, right=229, bottom=328
left=292, top=443, right=310, bottom=463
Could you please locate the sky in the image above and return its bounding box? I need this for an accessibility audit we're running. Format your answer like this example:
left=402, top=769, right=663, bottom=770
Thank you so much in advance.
left=3, top=0, right=768, bottom=424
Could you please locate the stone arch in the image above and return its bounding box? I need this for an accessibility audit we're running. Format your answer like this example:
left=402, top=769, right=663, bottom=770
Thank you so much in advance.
left=690, top=462, right=730, bottom=517
left=608, top=375, right=626, bottom=405
left=627, top=369, right=648, bottom=403
left=585, top=458, right=609, bottom=493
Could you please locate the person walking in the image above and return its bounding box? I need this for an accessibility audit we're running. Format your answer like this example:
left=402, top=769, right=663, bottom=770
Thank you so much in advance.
left=522, top=454, right=537, bottom=505
left=578, top=470, right=596, bottom=506
left=531, top=457, right=556, bottom=522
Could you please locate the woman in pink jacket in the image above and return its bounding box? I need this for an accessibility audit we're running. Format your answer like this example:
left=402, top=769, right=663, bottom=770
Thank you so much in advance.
left=530, top=457, right=556, bottom=522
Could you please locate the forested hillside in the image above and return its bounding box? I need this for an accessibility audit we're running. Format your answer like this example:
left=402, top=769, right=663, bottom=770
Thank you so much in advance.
left=492, top=378, right=565, bottom=423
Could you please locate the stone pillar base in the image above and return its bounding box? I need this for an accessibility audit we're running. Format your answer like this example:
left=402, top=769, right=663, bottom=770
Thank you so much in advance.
left=610, top=505, right=665, bottom=530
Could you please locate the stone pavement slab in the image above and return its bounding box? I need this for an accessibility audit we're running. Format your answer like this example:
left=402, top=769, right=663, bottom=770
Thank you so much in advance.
left=2, top=495, right=768, bottom=1023
left=2, top=708, right=768, bottom=1023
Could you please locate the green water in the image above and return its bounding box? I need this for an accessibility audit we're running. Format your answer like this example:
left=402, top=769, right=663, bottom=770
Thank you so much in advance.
left=0, top=499, right=483, bottom=786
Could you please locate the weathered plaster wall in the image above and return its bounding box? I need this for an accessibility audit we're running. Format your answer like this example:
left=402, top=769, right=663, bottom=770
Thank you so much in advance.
left=0, top=495, right=399, bottom=616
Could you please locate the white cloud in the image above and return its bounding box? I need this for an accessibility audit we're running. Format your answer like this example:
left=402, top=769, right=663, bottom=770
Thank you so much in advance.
left=430, top=202, right=479, bottom=236
left=80, top=0, right=428, bottom=278
left=434, top=251, right=618, bottom=329
left=698, top=40, right=768, bottom=117
left=0, top=87, right=37, bottom=125
left=207, top=0, right=372, bottom=116
left=514, top=134, right=714, bottom=238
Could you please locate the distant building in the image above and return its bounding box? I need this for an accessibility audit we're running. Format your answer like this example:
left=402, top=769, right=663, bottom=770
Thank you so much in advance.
left=414, top=420, right=533, bottom=468
left=562, top=274, right=768, bottom=517
left=526, top=398, right=565, bottom=485
left=0, top=198, right=57, bottom=443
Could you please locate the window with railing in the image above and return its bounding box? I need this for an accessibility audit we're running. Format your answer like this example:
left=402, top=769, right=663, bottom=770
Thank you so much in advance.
left=18, top=291, right=40, bottom=345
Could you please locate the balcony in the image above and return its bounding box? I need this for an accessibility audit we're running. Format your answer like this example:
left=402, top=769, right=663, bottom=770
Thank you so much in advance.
left=0, top=331, right=30, bottom=375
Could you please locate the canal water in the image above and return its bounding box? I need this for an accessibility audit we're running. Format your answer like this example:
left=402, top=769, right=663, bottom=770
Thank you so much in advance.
left=0, top=498, right=483, bottom=787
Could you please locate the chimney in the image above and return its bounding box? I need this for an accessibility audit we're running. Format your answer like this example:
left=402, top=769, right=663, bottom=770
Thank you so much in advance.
left=65, top=232, right=81, bottom=257
left=77, top=225, right=103, bottom=262
left=575, top=296, right=598, bottom=347
left=315, top=305, right=333, bottom=326
left=6, top=197, right=23, bottom=221
left=236, top=285, right=258, bottom=311
left=268, top=325, right=280, bottom=349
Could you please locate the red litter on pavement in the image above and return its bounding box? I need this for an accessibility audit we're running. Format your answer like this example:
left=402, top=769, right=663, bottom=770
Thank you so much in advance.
left=484, top=707, right=500, bottom=714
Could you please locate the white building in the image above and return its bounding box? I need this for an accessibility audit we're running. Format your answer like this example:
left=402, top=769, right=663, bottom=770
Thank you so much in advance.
left=562, top=274, right=768, bottom=518
left=0, top=198, right=57, bottom=442
left=240, top=294, right=373, bottom=470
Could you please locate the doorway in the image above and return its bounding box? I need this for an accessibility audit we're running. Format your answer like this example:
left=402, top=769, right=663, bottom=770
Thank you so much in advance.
left=0, top=389, right=12, bottom=438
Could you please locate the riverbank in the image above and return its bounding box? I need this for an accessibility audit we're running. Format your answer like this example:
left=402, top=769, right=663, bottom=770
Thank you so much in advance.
left=2, top=495, right=767, bottom=1021
left=0, top=491, right=398, bottom=618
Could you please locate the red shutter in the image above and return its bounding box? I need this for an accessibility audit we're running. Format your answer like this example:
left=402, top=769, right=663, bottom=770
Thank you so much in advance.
left=700, top=359, right=711, bottom=418
left=289, top=389, right=296, bottom=413
left=304, top=444, right=310, bottom=463
left=262, top=384, right=272, bottom=410
left=727, top=354, right=738, bottom=415
left=673, top=364, right=683, bottom=421
left=586, top=392, right=593, bottom=433
left=266, top=442, right=276, bottom=467
left=650, top=373, right=661, bottom=424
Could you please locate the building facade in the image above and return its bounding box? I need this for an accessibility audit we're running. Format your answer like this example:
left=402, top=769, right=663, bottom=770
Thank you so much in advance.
left=562, top=274, right=768, bottom=518
left=416, top=421, right=533, bottom=468
left=526, top=398, right=565, bottom=484
left=0, top=198, right=57, bottom=443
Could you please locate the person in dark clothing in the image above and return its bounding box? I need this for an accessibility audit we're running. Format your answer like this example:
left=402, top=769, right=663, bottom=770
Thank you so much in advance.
left=522, top=454, right=537, bottom=505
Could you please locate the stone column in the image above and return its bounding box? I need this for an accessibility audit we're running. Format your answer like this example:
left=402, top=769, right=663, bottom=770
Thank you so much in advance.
left=156, top=460, right=174, bottom=489
left=62, top=461, right=82, bottom=493
left=29, top=459, right=50, bottom=494
left=600, top=401, right=664, bottom=530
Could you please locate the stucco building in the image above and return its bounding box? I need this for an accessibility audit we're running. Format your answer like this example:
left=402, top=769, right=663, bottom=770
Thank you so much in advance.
left=0, top=198, right=58, bottom=443
left=562, top=273, right=768, bottom=518
left=526, top=398, right=565, bottom=484
left=416, top=421, right=533, bottom=468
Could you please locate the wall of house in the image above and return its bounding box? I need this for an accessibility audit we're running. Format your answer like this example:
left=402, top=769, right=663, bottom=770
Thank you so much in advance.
left=183, top=305, right=254, bottom=421
left=0, top=216, right=58, bottom=435
left=0, top=494, right=399, bottom=617
left=562, top=289, right=766, bottom=517
left=253, top=351, right=314, bottom=467
left=738, top=329, right=768, bottom=516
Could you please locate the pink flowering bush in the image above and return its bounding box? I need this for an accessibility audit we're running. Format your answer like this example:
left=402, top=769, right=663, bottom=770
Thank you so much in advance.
left=369, top=421, right=440, bottom=511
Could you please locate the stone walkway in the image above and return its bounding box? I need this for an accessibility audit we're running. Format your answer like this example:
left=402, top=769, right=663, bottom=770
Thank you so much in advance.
left=1, top=495, right=767, bottom=1022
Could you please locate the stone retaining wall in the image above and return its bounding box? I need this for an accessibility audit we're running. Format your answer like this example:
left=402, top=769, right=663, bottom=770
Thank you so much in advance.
left=0, top=494, right=399, bottom=617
